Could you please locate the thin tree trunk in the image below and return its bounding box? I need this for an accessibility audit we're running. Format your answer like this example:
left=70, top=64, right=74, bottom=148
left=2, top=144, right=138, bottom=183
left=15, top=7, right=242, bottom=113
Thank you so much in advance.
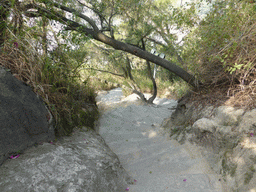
left=126, top=56, right=133, bottom=81
left=42, top=17, right=48, bottom=55
left=141, top=39, right=157, bottom=103
left=146, top=60, right=157, bottom=104
left=0, top=1, right=9, bottom=48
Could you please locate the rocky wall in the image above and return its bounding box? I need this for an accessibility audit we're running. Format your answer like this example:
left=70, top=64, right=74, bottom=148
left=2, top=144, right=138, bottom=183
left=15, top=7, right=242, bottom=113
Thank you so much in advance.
left=162, top=99, right=256, bottom=192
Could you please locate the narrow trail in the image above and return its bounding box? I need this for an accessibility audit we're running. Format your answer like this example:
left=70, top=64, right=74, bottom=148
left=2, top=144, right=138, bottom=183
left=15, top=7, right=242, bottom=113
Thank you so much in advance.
left=96, top=88, right=224, bottom=192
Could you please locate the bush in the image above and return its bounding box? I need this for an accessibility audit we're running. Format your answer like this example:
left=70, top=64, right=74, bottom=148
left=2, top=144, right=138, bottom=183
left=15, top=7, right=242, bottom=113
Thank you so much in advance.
left=182, top=0, right=256, bottom=108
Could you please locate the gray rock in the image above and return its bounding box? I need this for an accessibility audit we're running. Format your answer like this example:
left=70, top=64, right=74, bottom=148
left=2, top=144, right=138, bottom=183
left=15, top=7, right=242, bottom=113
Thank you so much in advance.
left=216, top=126, right=232, bottom=135
left=0, top=65, right=55, bottom=166
left=162, top=93, right=256, bottom=192
left=0, top=127, right=132, bottom=191
left=0, top=68, right=132, bottom=191
left=192, top=118, right=218, bottom=133
left=214, top=106, right=244, bottom=126
left=223, top=136, right=256, bottom=191
left=237, top=108, right=256, bottom=133
left=163, top=99, right=215, bottom=129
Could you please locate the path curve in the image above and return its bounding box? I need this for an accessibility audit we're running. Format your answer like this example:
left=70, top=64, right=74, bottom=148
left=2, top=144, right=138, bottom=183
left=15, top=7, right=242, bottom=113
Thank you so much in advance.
left=96, top=88, right=224, bottom=192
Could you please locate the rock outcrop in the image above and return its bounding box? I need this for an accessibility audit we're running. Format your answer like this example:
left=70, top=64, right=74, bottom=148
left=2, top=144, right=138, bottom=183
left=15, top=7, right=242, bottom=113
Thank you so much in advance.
left=0, top=65, right=55, bottom=166
left=163, top=99, right=256, bottom=192
left=0, top=66, right=132, bottom=191
left=0, top=127, right=132, bottom=191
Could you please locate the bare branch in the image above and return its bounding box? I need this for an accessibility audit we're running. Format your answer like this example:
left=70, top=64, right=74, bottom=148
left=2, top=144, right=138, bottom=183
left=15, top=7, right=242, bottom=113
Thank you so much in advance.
left=37, top=0, right=100, bottom=31
left=24, top=3, right=95, bottom=36
left=81, top=68, right=125, bottom=77
left=90, top=40, right=114, bottom=53
left=146, top=37, right=167, bottom=47
left=153, top=29, right=185, bottom=65
left=76, top=0, right=109, bottom=31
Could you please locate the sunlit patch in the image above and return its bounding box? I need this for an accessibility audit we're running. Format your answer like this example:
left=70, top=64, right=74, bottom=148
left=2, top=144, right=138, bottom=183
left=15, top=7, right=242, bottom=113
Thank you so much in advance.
left=148, top=131, right=157, bottom=138
left=141, top=130, right=157, bottom=138
left=233, top=155, right=245, bottom=166
left=162, top=101, right=172, bottom=105
left=241, top=138, right=256, bottom=152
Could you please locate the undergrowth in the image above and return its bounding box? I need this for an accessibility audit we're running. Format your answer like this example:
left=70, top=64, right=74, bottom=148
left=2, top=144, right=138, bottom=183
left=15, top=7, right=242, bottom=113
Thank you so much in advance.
left=183, top=0, right=256, bottom=109
left=0, top=31, right=99, bottom=138
left=81, top=64, right=190, bottom=100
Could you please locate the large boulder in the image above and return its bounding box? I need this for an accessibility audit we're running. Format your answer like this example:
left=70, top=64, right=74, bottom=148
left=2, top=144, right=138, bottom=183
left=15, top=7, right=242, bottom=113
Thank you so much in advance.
left=0, top=65, right=55, bottom=166
left=213, top=106, right=244, bottom=126
left=163, top=93, right=256, bottom=192
left=0, top=127, right=132, bottom=191
left=237, top=108, right=256, bottom=133
left=192, top=118, right=218, bottom=134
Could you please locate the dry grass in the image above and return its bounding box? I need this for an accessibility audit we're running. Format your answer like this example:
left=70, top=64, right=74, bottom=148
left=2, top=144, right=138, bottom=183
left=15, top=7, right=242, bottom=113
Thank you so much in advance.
left=0, top=39, right=42, bottom=88
left=184, top=1, right=256, bottom=110
left=0, top=38, right=57, bottom=121
left=0, top=33, right=98, bottom=137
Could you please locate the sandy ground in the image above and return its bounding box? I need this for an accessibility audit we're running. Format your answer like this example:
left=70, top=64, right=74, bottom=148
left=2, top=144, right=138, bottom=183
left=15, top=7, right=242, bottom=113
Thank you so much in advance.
left=96, top=88, right=225, bottom=192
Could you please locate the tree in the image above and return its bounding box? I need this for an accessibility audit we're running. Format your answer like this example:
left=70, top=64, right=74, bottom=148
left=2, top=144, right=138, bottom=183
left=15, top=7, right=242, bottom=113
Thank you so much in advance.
left=21, top=0, right=200, bottom=90
left=0, top=1, right=10, bottom=47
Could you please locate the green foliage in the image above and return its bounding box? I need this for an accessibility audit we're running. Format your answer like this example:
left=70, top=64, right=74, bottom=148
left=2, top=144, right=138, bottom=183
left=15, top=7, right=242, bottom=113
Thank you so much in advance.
left=182, top=0, right=256, bottom=87
left=1, top=1, right=100, bottom=138
left=39, top=43, right=99, bottom=137
left=52, top=82, right=98, bottom=137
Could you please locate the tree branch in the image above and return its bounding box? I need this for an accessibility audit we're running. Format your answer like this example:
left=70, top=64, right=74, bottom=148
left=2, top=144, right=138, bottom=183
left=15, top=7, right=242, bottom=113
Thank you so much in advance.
left=24, top=3, right=95, bottom=36
left=39, top=0, right=100, bottom=32
left=142, top=38, right=157, bottom=103
left=76, top=0, right=109, bottom=30
left=81, top=68, right=125, bottom=77
left=154, top=29, right=185, bottom=65
left=22, top=1, right=201, bottom=88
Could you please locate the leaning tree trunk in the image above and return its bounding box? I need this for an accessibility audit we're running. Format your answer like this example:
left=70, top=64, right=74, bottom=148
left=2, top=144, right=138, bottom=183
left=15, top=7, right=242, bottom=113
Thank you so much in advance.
left=94, top=33, right=200, bottom=88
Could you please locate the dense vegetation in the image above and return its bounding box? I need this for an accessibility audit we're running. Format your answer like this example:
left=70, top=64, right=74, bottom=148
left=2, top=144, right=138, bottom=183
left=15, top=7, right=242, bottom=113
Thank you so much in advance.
left=1, top=0, right=256, bottom=138
left=183, top=0, right=256, bottom=108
